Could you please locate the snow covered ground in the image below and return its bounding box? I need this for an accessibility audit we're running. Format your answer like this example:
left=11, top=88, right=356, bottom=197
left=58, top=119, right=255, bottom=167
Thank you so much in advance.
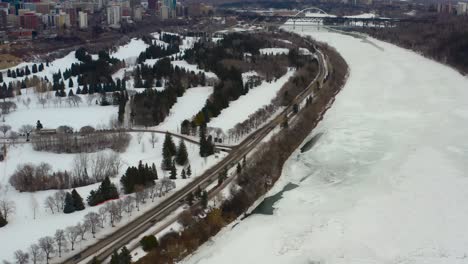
left=181, top=28, right=468, bottom=264
left=0, top=132, right=225, bottom=263
left=110, top=38, right=149, bottom=65
left=209, top=69, right=295, bottom=132
left=157, top=86, right=213, bottom=132
left=171, top=60, right=217, bottom=79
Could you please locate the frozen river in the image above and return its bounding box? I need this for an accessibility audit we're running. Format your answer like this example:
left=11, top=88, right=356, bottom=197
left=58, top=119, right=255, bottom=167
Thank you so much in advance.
left=182, top=27, right=468, bottom=264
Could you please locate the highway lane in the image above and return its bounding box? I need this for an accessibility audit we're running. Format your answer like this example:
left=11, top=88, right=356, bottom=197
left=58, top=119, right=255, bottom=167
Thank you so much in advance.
left=64, top=48, right=326, bottom=264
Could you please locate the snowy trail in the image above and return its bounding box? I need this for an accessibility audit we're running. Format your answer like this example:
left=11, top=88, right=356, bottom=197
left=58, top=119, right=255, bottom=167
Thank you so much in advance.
left=181, top=28, right=468, bottom=264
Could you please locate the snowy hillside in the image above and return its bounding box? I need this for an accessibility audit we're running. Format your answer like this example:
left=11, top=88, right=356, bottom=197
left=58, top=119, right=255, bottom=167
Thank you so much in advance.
left=181, top=28, right=468, bottom=264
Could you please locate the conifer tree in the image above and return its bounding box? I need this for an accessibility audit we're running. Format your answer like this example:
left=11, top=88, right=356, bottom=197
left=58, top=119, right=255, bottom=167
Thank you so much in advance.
left=36, top=120, right=43, bottom=130
left=110, top=250, right=119, bottom=264
left=39, top=63, right=44, bottom=71
left=68, top=78, right=74, bottom=88
left=32, top=64, right=38, bottom=73
left=169, top=162, right=177, bottom=179
left=175, top=140, right=188, bottom=165
left=236, top=163, right=242, bottom=174
left=181, top=169, right=186, bottom=179
left=187, top=164, right=192, bottom=178
left=63, top=192, right=76, bottom=214
left=119, top=247, right=132, bottom=264
left=0, top=210, right=7, bottom=227
left=68, top=89, right=74, bottom=96
left=151, top=163, right=158, bottom=180
left=71, top=189, right=85, bottom=211
left=162, top=133, right=176, bottom=170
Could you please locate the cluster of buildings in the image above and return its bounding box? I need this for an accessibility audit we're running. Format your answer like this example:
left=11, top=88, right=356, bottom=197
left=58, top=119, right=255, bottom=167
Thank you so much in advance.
left=0, top=0, right=214, bottom=41
left=436, top=1, right=468, bottom=15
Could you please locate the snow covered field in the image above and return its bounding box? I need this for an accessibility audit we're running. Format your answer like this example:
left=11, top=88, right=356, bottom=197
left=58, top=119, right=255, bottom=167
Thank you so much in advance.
left=182, top=28, right=468, bottom=264
left=209, top=69, right=295, bottom=132
left=157, top=86, right=213, bottom=132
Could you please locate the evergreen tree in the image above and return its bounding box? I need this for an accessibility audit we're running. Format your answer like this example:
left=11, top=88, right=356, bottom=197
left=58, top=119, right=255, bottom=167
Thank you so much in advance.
left=201, top=191, right=208, bottom=208
left=236, top=163, right=242, bottom=174
left=39, top=63, right=44, bottom=71
left=169, top=162, right=177, bottom=179
left=162, top=133, right=176, bottom=170
left=25, top=65, right=31, bottom=75
left=175, top=140, right=188, bottom=165
left=32, top=64, right=38, bottom=73
left=76, top=87, right=82, bottom=94
left=82, top=84, right=89, bottom=94
left=0, top=210, right=7, bottom=227
left=110, top=250, right=119, bottom=264
left=187, top=164, right=192, bottom=178
left=63, top=192, right=76, bottom=214
left=7, top=69, right=11, bottom=77
left=90, top=257, right=101, bottom=264
left=87, top=177, right=119, bottom=206
left=140, top=235, right=159, bottom=252
left=151, top=163, right=158, bottom=180
left=71, top=189, right=85, bottom=211
left=181, top=169, right=186, bottom=179
left=36, top=120, right=43, bottom=130
left=68, top=78, right=74, bottom=88
left=68, top=89, right=74, bottom=96
left=186, top=192, right=194, bottom=206
left=119, top=247, right=132, bottom=264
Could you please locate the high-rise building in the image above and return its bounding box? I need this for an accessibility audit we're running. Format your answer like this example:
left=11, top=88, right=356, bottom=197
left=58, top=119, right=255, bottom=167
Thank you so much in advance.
left=106, top=4, right=121, bottom=27
left=79, top=11, right=88, bottom=28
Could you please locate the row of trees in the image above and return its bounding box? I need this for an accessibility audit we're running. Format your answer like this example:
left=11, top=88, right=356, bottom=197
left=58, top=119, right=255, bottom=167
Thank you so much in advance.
left=10, top=176, right=178, bottom=263
left=9, top=152, right=122, bottom=192
left=44, top=189, right=85, bottom=214
left=4, top=63, right=45, bottom=80
left=31, top=131, right=131, bottom=154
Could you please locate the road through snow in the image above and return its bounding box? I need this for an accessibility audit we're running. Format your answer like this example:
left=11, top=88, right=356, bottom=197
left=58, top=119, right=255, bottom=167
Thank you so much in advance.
left=181, top=28, right=468, bottom=264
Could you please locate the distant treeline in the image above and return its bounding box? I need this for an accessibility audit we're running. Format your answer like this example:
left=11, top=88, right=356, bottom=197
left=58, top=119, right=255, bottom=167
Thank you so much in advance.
left=359, top=16, right=468, bottom=74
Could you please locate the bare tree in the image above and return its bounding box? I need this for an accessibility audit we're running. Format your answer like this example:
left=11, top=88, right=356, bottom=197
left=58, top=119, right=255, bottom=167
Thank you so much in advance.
left=122, top=196, right=135, bottom=217
left=105, top=202, right=121, bottom=227
left=38, top=236, right=55, bottom=264
left=161, top=178, right=176, bottom=195
left=66, top=226, right=80, bottom=251
left=54, top=229, right=67, bottom=258
left=149, top=132, right=158, bottom=148
left=72, top=153, right=90, bottom=182
left=44, top=196, right=56, bottom=214
left=13, top=250, right=29, bottom=264
left=0, top=124, right=11, bottom=137
left=136, top=132, right=144, bottom=144
left=86, top=94, right=96, bottom=106
left=9, top=131, right=19, bottom=145
left=19, top=125, right=34, bottom=141
left=22, top=98, right=31, bottom=109
left=53, top=191, right=67, bottom=213
left=76, top=222, right=89, bottom=241
left=29, top=244, right=42, bottom=264
left=0, top=199, right=15, bottom=221
left=37, top=96, right=47, bottom=108
left=84, top=212, right=101, bottom=238
left=98, top=206, right=108, bottom=228
left=30, top=194, right=39, bottom=220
